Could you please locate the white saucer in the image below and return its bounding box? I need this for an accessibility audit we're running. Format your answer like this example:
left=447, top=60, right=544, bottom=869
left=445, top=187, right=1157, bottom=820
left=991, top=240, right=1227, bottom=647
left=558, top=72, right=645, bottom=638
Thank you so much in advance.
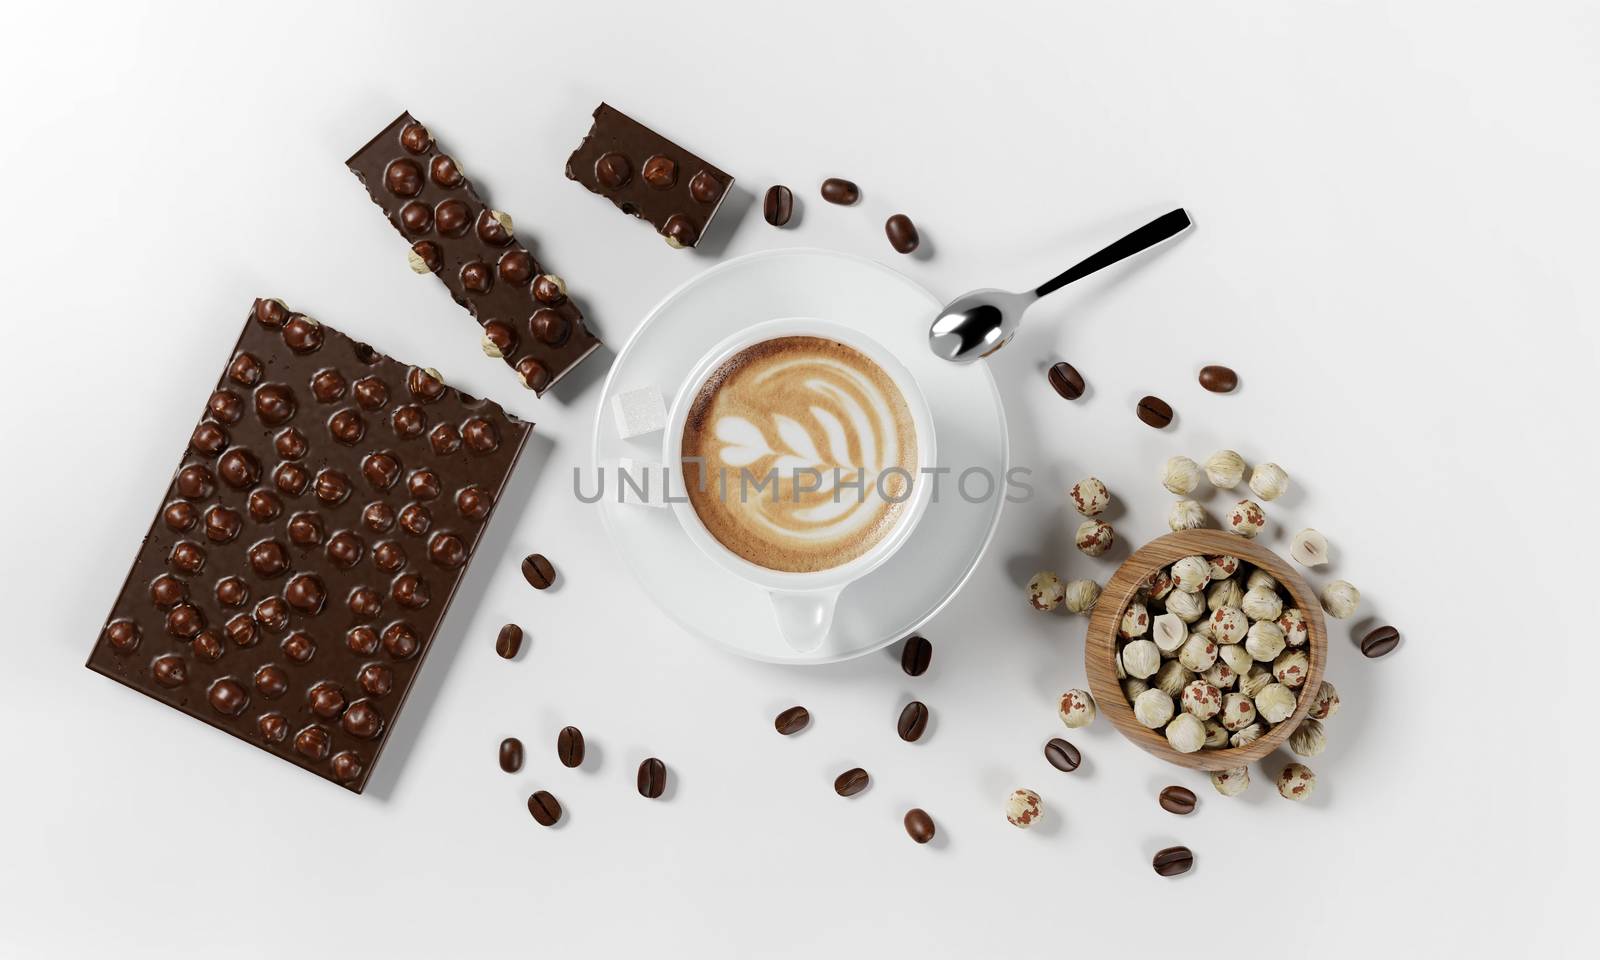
left=591, top=248, right=1008, bottom=664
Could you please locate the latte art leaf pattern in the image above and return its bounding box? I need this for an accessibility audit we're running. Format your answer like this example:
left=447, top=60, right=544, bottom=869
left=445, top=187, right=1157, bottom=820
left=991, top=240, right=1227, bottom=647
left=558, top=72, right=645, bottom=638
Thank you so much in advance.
left=682, top=337, right=919, bottom=573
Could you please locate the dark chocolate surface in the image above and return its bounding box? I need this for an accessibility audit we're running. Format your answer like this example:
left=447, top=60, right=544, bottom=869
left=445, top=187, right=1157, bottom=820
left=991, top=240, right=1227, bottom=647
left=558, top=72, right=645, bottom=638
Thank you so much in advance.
left=86, top=300, right=531, bottom=793
left=565, top=103, right=733, bottom=249
left=347, top=111, right=602, bottom=396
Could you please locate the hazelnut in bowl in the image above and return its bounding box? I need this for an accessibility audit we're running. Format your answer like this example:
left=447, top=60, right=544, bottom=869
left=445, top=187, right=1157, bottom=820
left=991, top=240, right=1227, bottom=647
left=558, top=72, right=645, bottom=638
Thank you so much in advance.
left=1084, top=530, right=1327, bottom=771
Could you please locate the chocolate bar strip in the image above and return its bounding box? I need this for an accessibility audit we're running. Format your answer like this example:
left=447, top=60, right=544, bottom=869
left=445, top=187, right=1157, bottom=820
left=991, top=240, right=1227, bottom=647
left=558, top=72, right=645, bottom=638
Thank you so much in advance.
left=565, top=103, right=734, bottom=249
left=87, top=300, right=531, bottom=793
left=347, top=112, right=601, bottom=395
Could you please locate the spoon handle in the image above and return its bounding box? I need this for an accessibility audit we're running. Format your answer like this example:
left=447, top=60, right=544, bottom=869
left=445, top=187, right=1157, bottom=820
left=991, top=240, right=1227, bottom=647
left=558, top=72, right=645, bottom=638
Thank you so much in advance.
left=1033, top=208, right=1191, bottom=299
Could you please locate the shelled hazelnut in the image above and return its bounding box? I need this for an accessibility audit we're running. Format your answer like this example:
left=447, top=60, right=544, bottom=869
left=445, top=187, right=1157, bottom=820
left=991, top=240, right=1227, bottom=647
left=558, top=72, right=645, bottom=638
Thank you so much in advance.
left=1069, top=477, right=1111, bottom=516
left=1075, top=519, right=1115, bottom=557
left=1248, top=462, right=1290, bottom=501
left=1210, top=766, right=1250, bottom=796
left=1277, top=608, right=1310, bottom=647
left=1289, top=718, right=1326, bottom=757
left=1058, top=689, right=1097, bottom=728
left=1162, top=456, right=1202, bottom=495
left=1062, top=579, right=1101, bottom=614
left=1005, top=788, right=1044, bottom=828
left=1320, top=580, right=1361, bottom=619
left=1027, top=572, right=1065, bottom=611
left=1276, top=762, right=1316, bottom=801
left=1225, top=499, right=1266, bottom=538
left=1307, top=680, right=1341, bottom=720
left=1152, top=661, right=1193, bottom=698
left=1165, top=713, right=1206, bottom=753
left=1133, top=688, right=1176, bottom=728
left=1168, top=499, right=1208, bottom=532
left=1204, top=450, right=1247, bottom=489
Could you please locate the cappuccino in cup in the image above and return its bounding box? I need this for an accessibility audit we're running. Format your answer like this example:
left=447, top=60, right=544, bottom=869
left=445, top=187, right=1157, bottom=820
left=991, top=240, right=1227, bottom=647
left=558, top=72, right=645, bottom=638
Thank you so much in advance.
left=679, top=336, right=918, bottom=573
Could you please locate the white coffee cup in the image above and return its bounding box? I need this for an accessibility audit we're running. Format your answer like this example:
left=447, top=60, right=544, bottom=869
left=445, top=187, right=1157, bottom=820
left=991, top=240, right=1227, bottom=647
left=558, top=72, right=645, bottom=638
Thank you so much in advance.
left=662, top=318, right=938, bottom=654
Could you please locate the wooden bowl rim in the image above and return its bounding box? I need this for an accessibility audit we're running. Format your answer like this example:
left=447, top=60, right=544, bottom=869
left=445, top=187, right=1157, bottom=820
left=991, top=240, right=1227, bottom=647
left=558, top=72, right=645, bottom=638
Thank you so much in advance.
left=1083, top=529, right=1328, bottom=772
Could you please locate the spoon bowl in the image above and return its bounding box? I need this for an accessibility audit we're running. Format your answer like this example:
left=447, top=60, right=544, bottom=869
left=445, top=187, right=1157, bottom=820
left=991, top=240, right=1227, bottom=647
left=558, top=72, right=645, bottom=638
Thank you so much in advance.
left=928, top=208, right=1191, bottom=364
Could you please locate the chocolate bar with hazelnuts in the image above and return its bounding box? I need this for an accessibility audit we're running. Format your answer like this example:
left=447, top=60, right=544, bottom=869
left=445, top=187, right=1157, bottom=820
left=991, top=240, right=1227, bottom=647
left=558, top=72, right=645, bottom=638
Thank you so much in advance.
left=347, top=111, right=601, bottom=395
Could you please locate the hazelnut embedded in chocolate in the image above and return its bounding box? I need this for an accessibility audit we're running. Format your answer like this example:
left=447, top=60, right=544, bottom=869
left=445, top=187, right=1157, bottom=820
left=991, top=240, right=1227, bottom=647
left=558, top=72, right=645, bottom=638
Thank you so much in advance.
left=460, top=261, right=493, bottom=294
left=399, top=122, right=431, bottom=153
left=435, top=199, right=470, bottom=236
left=529, top=307, right=570, bottom=346
left=399, top=200, right=432, bottom=235
left=384, top=159, right=423, bottom=197
left=661, top=215, right=698, bottom=248
left=595, top=151, right=631, bottom=188
left=429, top=154, right=462, bottom=187
left=642, top=155, right=677, bottom=188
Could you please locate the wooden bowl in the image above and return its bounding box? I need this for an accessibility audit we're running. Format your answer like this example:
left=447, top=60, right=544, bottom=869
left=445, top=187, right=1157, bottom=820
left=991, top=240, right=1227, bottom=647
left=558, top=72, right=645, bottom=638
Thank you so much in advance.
left=1084, top=529, right=1328, bottom=771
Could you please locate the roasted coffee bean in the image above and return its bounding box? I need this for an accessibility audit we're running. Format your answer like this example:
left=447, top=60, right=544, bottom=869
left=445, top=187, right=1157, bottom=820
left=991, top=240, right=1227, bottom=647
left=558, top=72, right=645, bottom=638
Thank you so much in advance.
left=834, top=767, right=869, bottom=797
left=1198, top=364, right=1239, bottom=393
left=1361, top=625, right=1401, bottom=658
left=1159, top=785, right=1197, bottom=815
left=1136, top=394, right=1174, bottom=428
left=495, top=623, right=523, bottom=659
left=885, top=214, right=920, bottom=254
left=557, top=726, right=585, bottom=767
left=774, top=705, right=810, bottom=735
left=820, top=177, right=860, bottom=205
left=897, top=700, right=929, bottom=742
left=527, top=790, right=562, bottom=826
left=1048, top=361, right=1085, bottom=400
left=637, top=757, right=667, bottom=798
left=499, top=737, right=523, bottom=773
left=1152, top=845, right=1194, bottom=876
left=1044, top=738, right=1081, bottom=772
left=762, top=185, right=793, bottom=226
left=904, top=808, right=935, bottom=844
left=521, top=553, right=555, bottom=589
left=900, top=635, right=932, bottom=677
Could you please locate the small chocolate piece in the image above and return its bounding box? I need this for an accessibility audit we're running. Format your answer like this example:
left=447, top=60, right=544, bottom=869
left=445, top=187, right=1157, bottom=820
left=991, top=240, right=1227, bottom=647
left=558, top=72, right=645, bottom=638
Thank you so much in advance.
left=897, top=701, right=929, bottom=742
left=527, top=790, right=562, bottom=826
left=495, top=623, right=523, bottom=659
left=821, top=178, right=860, bottom=205
left=521, top=553, right=555, bottom=589
left=86, top=302, right=530, bottom=793
left=564, top=103, right=733, bottom=249
left=1137, top=395, right=1174, bottom=428
left=903, top=808, right=935, bottom=844
left=1158, top=785, right=1198, bottom=815
left=763, top=185, right=793, bottom=226
left=499, top=737, right=523, bottom=773
left=1198, top=364, right=1239, bottom=393
left=557, top=725, right=585, bottom=768
left=1152, top=845, right=1195, bottom=876
left=348, top=111, right=601, bottom=395
left=1044, top=738, right=1081, bottom=772
left=834, top=768, right=869, bottom=797
left=1361, top=625, right=1401, bottom=658
left=1048, top=362, right=1085, bottom=400
left=900, top=634, right=932, bottom=677
left=885, top=214, right=920, bottom=254
left=774, top=705, right=810, bottom=735
left=637, top=757, right=667, bottom=798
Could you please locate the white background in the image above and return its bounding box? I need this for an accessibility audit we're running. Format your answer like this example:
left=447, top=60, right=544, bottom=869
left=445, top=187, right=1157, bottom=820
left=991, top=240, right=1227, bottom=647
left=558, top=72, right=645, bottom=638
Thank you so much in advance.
left=2, top=1, right=1594, bottom=956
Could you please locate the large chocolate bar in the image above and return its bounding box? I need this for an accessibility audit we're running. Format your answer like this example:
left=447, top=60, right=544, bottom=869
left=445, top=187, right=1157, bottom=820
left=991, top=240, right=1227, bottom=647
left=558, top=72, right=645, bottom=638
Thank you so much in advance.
left=87, top=300, right=530, bottom=793
left=565, top=103, right=734, bottom=249
left=347, top=112, right=601, bottom=395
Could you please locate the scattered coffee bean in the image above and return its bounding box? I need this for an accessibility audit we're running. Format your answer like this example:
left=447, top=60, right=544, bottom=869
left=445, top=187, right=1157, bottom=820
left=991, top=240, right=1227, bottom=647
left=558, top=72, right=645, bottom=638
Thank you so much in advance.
left=762, top=185, right=793, bottom=226
left=904, top=808, right=935, bottom=844
left=1048, top=361, right=1085, bottom=400
left=900, top=635, right=932, bottom=677
left=1198, top=364, right=1239, bottom=393
left=1158, top=785, right=1197, bottom=815
left=897, top=701, right=929, bottom=742
left=885, top=214, right=919, bottom=254
left=774, top=705, right=810, bottom=735
left=1137, top=395, right=1174, bottom=428
left=820, top=177, right=860, bottom=205
left=521, top=553, right=555, bottom=589
left=495, top=623, right=523, bottom=659
left=637, top=757, right=667, bottom=798
left=1152, top=845, right=1194, bottom=876
left=1361, top=624, right=1401, bottom=658
left=557, top=725, right=585, bottom=767
left=1044, top=738, right=1081, bottom=772
left=834, top=767, right=870, bottom=797
left=499, top=737, right=523, bottom=773
left=526, top=790, right=562, bottom=826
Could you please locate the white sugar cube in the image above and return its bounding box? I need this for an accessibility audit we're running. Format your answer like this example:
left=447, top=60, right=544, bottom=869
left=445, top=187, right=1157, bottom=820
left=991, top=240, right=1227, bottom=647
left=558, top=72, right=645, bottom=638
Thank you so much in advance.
left=617, top=458, right=668, bottom=508
left=612, top=385, right=667, bottom=439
